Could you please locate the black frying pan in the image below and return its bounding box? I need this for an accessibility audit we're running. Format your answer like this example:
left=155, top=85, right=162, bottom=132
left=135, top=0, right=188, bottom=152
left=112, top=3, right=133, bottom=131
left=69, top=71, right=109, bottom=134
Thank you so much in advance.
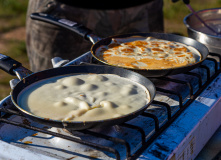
left=0, top=53, right=155, bottom=130
left=30, top=13, right=210, bottom=77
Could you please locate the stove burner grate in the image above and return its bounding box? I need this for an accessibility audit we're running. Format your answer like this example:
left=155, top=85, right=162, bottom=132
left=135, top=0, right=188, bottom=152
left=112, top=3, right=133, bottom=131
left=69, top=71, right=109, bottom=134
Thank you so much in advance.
left=0, top=52, right=220, bottom=160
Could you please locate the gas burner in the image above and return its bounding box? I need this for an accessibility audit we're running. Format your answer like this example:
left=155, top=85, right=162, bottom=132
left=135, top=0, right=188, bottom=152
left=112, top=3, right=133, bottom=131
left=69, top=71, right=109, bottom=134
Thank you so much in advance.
left=0, top=51, right=220, bottom=160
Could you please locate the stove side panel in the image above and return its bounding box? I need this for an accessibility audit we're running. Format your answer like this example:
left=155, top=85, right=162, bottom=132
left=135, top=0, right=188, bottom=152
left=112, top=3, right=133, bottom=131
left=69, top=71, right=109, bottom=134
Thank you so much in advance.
left=139, top=74, right=221, bottom=160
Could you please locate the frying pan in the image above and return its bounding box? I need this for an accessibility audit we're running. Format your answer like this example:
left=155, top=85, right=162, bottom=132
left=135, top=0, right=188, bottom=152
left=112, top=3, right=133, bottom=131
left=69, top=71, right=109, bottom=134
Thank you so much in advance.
left=0, top=53, right=155, bottom=130
left=30, top=13, right=210, bottom=77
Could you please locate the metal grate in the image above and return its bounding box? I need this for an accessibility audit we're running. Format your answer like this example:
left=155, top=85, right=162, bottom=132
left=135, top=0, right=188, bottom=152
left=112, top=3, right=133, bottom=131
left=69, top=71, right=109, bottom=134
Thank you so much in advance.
left=0, top=53, right=220, bottom=160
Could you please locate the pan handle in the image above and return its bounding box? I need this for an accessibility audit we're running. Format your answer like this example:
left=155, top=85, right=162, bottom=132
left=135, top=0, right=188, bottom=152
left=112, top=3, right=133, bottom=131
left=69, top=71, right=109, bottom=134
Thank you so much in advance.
left=0, top=53, right=32, bottom=80
left=30, top=13, right=101, bottom=43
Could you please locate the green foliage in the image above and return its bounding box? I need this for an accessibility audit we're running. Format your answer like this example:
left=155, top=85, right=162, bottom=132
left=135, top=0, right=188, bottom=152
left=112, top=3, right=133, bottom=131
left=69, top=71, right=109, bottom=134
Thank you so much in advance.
left=0, top=0, right=28, bottom=16
left=164, top=0, right=190, bottom=20
left=1, top=39, right=28, bottom=69
left=7, top=40, right=27, bottom=58
left=0, top=0, right=28, bottom=32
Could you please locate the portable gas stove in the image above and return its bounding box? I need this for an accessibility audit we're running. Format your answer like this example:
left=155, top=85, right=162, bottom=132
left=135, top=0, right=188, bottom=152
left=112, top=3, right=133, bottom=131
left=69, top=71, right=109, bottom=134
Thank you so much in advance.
left=0, top=51, right=220, bottom=160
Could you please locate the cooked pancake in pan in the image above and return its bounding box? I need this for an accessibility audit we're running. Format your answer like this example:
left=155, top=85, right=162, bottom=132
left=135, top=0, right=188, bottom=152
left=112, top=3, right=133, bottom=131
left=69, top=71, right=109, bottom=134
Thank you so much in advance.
left=95, top=36, right=201, bottom=69
left=18, top=74, right=150, bottom=121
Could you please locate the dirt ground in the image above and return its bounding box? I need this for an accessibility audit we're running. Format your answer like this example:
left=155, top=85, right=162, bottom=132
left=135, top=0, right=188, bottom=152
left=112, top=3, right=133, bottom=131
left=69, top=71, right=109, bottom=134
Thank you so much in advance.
left=0, top=27, right=26, bottom=52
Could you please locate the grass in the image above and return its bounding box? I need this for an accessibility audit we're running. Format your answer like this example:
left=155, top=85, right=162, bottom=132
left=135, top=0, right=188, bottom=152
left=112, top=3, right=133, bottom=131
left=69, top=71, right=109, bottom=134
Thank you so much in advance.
left=0, top=0, right=220, bottom=99
left=0, top=0, right=28, bottom=32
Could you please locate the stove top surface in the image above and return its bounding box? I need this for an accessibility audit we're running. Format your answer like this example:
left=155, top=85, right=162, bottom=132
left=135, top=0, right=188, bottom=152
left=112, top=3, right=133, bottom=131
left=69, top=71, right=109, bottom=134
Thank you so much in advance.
left=0, top=51, right=220, bottom=160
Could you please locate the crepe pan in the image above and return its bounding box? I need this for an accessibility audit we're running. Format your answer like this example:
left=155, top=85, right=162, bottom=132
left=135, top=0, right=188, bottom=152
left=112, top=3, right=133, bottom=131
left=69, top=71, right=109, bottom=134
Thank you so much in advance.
left=0, top=53, right=155, bottom=130
left=30, top=13, right=209, bottom=77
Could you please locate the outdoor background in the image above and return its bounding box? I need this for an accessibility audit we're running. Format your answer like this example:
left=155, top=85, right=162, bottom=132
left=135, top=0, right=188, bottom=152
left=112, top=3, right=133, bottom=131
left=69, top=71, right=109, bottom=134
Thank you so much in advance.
left=0, top=0, right=220, bottom=99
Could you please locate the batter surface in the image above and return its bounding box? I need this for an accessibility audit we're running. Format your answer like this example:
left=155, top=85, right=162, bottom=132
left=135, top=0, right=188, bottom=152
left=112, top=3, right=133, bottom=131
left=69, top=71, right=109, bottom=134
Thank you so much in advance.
left=95, top=36, right=201, bottom=69
left=18, top=74, right=150, bottom=121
